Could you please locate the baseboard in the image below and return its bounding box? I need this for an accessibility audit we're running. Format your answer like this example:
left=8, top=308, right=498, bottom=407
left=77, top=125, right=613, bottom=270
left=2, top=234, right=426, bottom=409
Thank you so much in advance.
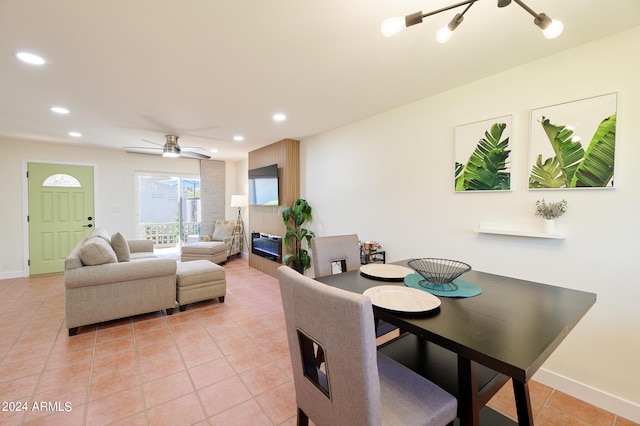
left=0, top=270, right=26, bottom=280
left=533, top=368, right=640, bottom=423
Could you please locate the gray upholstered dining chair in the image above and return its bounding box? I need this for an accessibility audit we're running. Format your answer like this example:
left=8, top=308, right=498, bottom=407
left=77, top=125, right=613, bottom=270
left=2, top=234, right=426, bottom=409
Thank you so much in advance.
left=311, top=234, right=397, bottom=338
left=311, top=234, right=362, bottom=278
left=277, top=266, right=457, bottom=426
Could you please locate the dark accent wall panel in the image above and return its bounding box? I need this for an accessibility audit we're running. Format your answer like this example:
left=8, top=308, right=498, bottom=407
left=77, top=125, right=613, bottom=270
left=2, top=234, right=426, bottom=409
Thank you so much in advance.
left=248, top=139, right=300, bottom=277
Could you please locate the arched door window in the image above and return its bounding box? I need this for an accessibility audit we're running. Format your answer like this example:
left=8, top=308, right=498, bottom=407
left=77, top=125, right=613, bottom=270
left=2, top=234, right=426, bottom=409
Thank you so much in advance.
left=43, top=174, right=81, bottom=187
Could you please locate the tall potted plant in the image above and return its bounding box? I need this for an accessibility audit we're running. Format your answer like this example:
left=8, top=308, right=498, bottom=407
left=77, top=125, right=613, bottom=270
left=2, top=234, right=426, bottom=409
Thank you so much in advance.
left=282, top=198, right=315, bottom=274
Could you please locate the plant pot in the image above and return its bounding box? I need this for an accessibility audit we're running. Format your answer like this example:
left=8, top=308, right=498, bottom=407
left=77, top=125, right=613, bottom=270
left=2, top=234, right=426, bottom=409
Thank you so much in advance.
left=541, top=219, right=557, bottom=234
left=291, top=260, right=305, bottom=274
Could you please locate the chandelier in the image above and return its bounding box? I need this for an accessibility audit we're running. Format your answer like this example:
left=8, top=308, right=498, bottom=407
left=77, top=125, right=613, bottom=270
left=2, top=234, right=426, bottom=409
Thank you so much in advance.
left=381, top=0, right=563, bottom=43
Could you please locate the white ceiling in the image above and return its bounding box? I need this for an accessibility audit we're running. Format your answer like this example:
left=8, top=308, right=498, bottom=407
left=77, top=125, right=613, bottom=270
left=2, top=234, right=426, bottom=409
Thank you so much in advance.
left=1, top=0, right=639, bottom=161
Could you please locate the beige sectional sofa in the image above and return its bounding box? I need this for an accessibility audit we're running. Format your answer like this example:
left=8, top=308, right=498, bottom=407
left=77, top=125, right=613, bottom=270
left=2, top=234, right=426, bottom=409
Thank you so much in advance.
left=64, top=228, right=177, bottom=336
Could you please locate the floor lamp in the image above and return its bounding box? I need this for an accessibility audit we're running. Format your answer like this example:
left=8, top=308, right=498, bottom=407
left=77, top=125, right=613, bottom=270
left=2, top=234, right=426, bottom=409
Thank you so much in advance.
left=230, top=195, right=248, bottom=257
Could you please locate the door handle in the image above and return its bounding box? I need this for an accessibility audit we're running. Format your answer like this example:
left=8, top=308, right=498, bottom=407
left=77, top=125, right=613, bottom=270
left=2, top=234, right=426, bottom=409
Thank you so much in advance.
left=83, top=224, right=93, bottom=228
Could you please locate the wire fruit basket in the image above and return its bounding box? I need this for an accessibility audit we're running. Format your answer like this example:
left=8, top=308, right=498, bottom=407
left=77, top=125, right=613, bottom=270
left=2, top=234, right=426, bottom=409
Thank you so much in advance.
left=407, top=258, right=471, bottom=292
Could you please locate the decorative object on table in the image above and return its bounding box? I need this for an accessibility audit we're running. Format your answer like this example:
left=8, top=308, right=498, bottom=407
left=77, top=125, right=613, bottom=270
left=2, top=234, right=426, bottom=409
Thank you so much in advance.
left=535, top=198, right=567, bottom=234
left=454, top=115, right=512, bottom=191
left=407, top=258, right=471, bottom=292
left=229, top=195, right=248, bottom=257
left=528, top=92, right=617, bottom=189
left=363, top=285, right=441, bottom=314
left=360, top=240, right=383, bottom=264
left=281, top=198, right=315, bottom=274
left=359, top=264, right=414, bottom=281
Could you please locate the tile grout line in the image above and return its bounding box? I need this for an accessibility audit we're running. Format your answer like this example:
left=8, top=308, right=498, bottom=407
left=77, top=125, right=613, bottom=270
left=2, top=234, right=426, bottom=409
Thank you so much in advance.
left=83, top=325, right=98, bottom=426
left=534, top=387, right=554, bottom=423
left=193, top=268, right=289, bottom=425
left=19, top=280, right=68, bottom=425
left=165, top=310, right=213, bottom=425
left=130, top=318, right=151, bottom=426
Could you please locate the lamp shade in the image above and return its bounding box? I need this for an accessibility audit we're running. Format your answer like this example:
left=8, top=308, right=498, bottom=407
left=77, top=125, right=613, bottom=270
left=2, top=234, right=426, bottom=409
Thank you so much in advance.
left=230, top=195, right=248, bottom=208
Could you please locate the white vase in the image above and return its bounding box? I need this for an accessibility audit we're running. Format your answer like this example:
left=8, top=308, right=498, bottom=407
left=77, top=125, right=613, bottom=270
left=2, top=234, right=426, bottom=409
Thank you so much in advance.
left=542, top=219, right=557, bottom=234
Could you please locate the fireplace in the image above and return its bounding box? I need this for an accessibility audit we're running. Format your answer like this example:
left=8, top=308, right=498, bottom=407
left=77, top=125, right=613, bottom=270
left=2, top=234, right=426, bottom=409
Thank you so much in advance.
left=251, top=232, right=283, bottom=262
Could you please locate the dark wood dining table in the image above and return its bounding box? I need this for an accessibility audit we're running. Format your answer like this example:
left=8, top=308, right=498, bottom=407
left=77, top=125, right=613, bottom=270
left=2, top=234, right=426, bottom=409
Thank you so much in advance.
left=316, top=260, right=596, bottom=426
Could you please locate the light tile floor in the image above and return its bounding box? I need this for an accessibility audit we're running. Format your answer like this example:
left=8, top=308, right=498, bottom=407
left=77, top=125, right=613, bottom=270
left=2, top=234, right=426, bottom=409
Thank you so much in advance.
left=0, top=258, right=637, bottom=425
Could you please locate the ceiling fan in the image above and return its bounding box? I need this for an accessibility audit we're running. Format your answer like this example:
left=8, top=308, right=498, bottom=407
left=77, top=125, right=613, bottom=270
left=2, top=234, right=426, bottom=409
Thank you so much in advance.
left=125, top=135, right=211, bottom=159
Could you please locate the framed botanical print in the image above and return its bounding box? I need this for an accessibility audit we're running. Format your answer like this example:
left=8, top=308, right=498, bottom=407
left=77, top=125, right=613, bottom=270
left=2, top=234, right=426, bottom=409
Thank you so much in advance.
left=528, top=93, right=617, bottom=189
left=454, top=115, right=512, bottom=192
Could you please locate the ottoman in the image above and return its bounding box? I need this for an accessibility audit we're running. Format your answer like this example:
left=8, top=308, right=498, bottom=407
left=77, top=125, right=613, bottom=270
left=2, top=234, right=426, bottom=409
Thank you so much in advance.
left=180, top=241, right=228, bottom=264
left=176, top=260, right=226, bottom=311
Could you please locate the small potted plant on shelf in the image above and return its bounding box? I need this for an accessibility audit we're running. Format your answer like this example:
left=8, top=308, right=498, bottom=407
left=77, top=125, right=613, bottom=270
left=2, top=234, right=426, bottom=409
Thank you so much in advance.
left=535, top=199, right=567, bottom=233
left=282, top=198, right=315, bottom=274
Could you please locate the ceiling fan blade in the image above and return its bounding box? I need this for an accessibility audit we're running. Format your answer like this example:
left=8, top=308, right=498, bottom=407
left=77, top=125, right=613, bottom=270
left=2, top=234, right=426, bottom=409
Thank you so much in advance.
left=126, top=150, right=161, bottom=156
left=141, top=139, right=163, bottom=147
left=181, top=151, right=211, bottom=159
left=123, top=146, right=162, bottom=150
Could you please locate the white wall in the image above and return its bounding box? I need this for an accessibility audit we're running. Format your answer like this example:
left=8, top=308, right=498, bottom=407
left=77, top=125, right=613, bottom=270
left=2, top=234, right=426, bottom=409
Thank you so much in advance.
left=301, top=27, right=640, bottom=420
left=0, top=140, right=219, bottom=278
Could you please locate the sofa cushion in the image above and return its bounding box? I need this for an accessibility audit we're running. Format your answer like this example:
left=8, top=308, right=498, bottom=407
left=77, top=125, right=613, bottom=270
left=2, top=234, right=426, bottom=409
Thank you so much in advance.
left=78, top=237, right=118, bottom=266
left=88, top=228, right=111, bottom=244
left=181, top=241, right=227, bottom=255
left=212, top=222, right=234, bottom=241
left=111, top=232, right=131, bottom=262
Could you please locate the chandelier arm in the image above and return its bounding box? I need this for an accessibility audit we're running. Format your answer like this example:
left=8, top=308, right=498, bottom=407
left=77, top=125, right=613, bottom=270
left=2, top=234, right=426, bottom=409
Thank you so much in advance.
left=421, top=0, right=478, bottom=19
left=511, top=0, right=541, bottom=20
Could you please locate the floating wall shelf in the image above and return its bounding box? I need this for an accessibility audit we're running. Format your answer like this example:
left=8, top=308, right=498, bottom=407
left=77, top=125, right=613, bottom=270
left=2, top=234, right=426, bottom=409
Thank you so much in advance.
left=475, top=225, right=565, bottom=240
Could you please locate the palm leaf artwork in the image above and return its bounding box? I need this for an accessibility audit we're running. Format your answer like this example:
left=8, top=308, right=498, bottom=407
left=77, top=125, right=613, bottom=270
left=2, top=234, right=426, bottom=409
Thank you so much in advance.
left=529, top=113, right=616, bottom=188
left=455, top=122, right=511, bottom=191
left=571, top=113, right=616, bottom=187
left=529, top=155, right=564, bottom=188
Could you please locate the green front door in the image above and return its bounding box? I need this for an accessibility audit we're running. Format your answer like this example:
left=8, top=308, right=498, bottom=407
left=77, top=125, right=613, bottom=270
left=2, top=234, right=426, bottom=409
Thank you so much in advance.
left=28, top=163, right=95, bottom=275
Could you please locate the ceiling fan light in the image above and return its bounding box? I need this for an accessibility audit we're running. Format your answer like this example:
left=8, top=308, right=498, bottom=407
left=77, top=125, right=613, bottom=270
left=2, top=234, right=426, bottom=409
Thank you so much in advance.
left=163, top=144, right=181, bottom=157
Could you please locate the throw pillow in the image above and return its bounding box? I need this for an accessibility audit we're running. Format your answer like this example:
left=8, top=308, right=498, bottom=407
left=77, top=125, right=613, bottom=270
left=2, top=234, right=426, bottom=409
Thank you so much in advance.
left=199, top=235, right=212, bottom=242
left=111, top=232, right=131, bottom=262
left=88, top=228, right=111, bottom=243
left=78, top=237, right=118, bottom=266
left=212, top=222, right=235, bottom=241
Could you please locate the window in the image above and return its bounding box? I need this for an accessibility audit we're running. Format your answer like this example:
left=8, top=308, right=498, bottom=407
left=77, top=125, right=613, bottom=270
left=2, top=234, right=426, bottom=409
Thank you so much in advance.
left=43, top=174, right=81, bottom=187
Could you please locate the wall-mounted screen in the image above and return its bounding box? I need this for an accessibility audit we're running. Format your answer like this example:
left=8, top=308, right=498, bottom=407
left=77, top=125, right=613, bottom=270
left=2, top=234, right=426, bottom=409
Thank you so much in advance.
left=248, top=164, right=279, bottom=206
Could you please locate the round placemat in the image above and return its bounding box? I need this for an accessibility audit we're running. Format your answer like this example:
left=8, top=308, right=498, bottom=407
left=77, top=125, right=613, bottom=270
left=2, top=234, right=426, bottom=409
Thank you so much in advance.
left=363, top=285, right=441, bottom=314
left=360, top=264, right=415, bottom=281
left=404, top=274, right=482, bottom=298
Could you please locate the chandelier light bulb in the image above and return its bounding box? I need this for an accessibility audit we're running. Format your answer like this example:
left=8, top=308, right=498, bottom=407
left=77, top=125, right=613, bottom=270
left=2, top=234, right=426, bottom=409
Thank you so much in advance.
left=381, top=17, right=406, bottom=37
left=542, top=19, right=563, bottom=39
left=436, top=26, right=453, bottom=44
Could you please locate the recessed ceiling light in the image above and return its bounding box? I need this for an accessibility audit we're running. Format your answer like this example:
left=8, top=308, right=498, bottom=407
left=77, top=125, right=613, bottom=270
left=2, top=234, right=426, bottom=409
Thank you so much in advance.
left=16, top=51, right=46, bottom=65
left=273, top=113, right=286, bottom=122
left=50, top=106, right=70, bottom=114
left=68, top=131, right=82, bottom=138
left=210, top=148, right=218, bottom=153
left=233, top=135, right=244, bottom=142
